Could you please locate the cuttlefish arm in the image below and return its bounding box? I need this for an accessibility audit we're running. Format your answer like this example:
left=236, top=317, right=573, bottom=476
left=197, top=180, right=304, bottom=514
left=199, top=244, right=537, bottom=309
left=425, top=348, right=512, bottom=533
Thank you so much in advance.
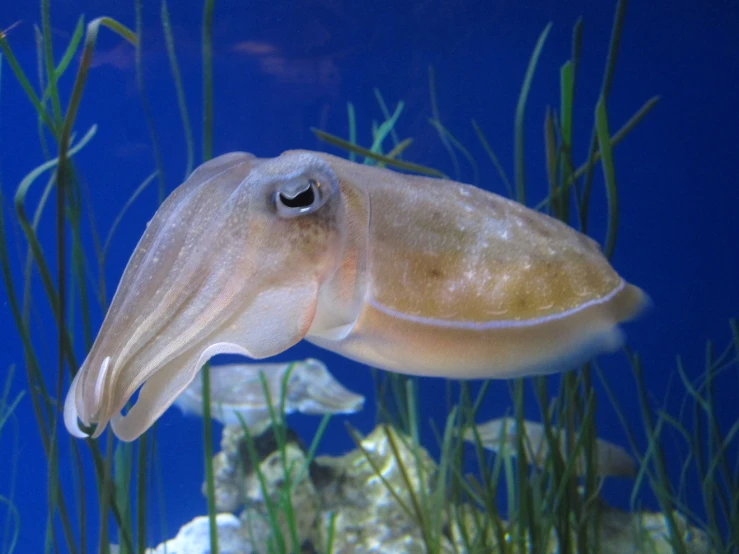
left=65, top=149, right=646, bottom=442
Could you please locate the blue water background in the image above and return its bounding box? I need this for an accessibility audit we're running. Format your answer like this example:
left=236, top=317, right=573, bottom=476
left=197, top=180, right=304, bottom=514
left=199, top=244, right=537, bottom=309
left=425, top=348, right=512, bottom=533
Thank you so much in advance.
left=1, top=0, right=737, bottom=550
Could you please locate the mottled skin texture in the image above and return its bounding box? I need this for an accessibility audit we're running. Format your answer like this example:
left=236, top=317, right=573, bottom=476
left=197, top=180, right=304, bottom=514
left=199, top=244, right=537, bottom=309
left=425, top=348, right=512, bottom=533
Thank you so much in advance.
left=305, top=151, right=645, bottom=380
left=64, top=150, right=647, bottom=441
left=354, top=158, right=620, bottom=321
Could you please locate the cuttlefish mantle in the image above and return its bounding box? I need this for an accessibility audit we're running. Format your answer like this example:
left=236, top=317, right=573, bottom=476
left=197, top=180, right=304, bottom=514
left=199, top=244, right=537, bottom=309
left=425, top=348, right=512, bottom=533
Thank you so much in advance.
left=64, top=150, right=648, bottom=441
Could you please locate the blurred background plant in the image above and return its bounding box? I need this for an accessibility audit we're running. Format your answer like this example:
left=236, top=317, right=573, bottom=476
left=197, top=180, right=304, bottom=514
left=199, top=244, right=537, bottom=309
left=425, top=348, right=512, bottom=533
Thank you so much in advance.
left=0, top=365, right=23, bottom=554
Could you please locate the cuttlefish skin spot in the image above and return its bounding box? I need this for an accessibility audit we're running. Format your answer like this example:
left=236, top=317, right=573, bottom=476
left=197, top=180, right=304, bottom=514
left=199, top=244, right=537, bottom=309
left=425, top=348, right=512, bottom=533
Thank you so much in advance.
left=63, top=149, right=648, bottom=441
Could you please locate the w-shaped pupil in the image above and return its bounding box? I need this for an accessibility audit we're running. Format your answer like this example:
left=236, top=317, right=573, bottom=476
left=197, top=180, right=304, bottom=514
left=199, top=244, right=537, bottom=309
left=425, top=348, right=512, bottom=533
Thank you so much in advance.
left=279, top=186, right=315, bottom=208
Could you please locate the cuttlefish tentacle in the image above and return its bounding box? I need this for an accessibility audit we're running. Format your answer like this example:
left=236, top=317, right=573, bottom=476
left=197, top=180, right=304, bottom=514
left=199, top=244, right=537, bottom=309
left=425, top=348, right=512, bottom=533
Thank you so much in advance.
left=111, top=342, right=251, bottom=441
left=64, top=149, right=647, bottom=442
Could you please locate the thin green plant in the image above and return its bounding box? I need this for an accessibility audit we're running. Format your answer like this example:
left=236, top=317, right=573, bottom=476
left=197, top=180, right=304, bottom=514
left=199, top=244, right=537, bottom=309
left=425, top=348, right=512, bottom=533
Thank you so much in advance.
left=598, top=321, right=738, bottom=553
left=235, top=363, right=332, bottom=553
left=0, top=366, right=23, bottom=554
left=0, top=3, right=216, bottom=552
left=309, top=2, right=664, bottom=553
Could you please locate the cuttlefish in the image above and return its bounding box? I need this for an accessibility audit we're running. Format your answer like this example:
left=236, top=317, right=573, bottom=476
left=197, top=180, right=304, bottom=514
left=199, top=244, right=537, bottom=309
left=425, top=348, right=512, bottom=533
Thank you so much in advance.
left=173, top=358, right=364, bottom=429
left=463, top=417, right=636, bottom=479
left=64, top=150, right=647, bottom=441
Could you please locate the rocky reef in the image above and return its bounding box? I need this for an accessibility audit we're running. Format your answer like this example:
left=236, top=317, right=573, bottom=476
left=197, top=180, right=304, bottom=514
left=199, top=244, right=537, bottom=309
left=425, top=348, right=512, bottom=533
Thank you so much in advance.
left=144, top=423, right=710, bottom=554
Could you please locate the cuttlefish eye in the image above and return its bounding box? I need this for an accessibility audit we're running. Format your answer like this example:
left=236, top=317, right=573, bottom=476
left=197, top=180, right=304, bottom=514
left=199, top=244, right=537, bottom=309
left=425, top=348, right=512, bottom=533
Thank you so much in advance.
left=274, top=177, right=326, bottom=217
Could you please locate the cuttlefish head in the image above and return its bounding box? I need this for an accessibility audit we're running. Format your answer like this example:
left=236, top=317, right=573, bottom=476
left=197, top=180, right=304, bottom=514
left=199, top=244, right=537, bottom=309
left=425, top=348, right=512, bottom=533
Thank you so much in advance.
left=64, top=151, right=348, bottom=441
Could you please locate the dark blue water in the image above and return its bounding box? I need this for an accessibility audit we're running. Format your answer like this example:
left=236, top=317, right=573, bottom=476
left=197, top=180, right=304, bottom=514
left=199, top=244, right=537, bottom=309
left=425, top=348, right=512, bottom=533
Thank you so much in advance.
left=1, top=0, right=737, bottom=551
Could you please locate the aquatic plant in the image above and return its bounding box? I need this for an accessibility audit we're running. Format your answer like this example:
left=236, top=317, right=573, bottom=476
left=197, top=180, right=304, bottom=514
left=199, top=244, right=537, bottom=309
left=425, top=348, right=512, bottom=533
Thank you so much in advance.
left=0, top=11, right=149, bottom=554
left=311, top=1, right=735, bottom=552
left=234, top=366, right=335, bottom=554
left=0, top=365, right=23, bottom=554
left=0, top=4, right=195, bottom=552
left=599, top=322, right=739, bottom=552
left=0, top=0, right=735, bottom=553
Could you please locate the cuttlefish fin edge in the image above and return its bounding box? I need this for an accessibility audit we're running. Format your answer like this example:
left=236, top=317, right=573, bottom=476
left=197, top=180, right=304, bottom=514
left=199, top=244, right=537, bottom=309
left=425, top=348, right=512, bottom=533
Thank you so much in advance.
left=307, top=281, right=647, bottom=379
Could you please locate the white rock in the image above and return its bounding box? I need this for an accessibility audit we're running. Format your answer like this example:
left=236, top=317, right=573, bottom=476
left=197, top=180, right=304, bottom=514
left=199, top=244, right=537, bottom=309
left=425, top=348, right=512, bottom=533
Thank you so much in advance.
left=147, top=513, right=251, bottom=554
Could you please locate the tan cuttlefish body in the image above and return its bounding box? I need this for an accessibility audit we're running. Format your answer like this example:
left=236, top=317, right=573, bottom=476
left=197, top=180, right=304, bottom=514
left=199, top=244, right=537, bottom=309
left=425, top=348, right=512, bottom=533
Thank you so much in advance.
left=64, top=150, right=647, bottom=441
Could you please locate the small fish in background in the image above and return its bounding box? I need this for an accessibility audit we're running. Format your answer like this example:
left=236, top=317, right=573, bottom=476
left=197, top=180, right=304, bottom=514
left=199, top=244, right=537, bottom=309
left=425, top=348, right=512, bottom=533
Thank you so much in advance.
left=173, top=358, right=364, bottom=431
left=463, top=417, right=636, bottom=479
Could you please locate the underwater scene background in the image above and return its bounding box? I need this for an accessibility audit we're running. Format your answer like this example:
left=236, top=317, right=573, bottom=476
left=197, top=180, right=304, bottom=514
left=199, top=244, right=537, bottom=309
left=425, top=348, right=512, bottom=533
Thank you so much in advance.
left=0, top=0, right=737, bottom=552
